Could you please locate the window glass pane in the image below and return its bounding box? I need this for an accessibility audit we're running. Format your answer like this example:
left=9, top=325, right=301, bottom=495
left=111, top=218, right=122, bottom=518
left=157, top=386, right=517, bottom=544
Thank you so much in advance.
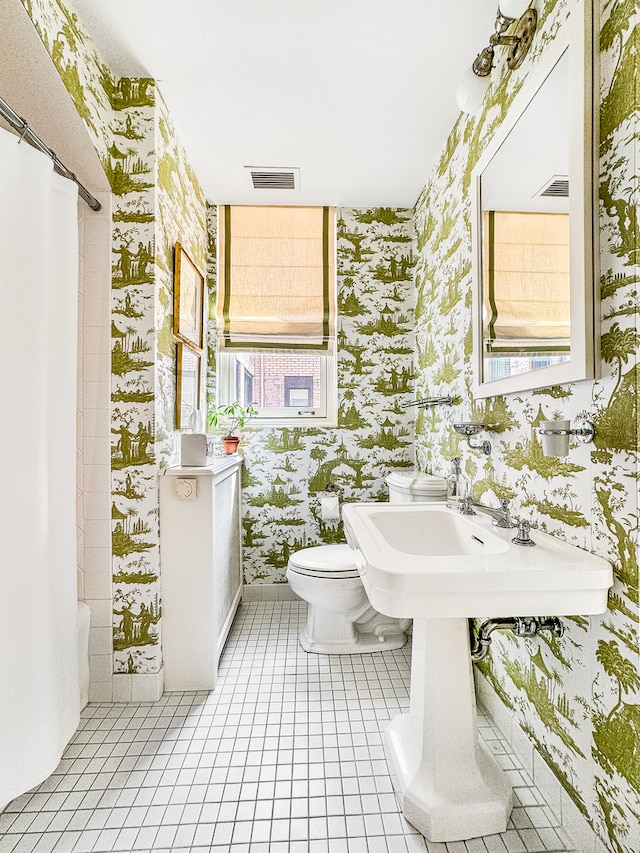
left=229, top=353, right=322, bottom=409
left=284, top=376, right=313, bottom=407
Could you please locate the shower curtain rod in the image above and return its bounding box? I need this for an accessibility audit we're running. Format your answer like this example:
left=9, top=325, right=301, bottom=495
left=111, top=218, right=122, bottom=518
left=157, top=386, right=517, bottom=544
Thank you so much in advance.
left=0, top=95, right=101, bottom=211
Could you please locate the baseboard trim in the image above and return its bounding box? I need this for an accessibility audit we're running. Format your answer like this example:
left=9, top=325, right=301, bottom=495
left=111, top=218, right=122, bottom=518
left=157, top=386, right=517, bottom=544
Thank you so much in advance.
left=112, top=667, right=164, bottom=703
left=243, top=583, right=300, bottom=602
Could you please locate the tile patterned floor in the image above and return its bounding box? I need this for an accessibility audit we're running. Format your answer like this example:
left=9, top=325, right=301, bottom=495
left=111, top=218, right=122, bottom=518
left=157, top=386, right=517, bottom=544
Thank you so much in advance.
left=0, top=602, right=575, bottom=853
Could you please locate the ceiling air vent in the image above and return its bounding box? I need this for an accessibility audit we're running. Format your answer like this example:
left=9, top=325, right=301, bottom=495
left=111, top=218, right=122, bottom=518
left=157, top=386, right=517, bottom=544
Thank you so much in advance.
left=246, top=166, right=300, bottom=191
left=536, top=175, right=569, bottom=198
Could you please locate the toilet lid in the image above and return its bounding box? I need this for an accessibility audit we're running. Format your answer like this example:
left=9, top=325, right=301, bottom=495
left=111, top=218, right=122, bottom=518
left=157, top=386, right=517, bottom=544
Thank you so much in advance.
left=288, top=543, right=361, bottom=579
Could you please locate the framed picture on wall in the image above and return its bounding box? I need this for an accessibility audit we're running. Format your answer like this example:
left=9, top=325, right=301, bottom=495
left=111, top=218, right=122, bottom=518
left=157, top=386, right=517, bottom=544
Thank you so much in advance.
left=174, top=241, right=204, bottom=351
left=176, top=342, right=202, bottom=429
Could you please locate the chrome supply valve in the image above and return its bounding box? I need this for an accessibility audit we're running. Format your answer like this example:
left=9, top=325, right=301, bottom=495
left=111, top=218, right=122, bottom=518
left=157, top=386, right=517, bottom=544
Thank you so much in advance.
left=512, top=518, right=536, bottom=546
left=513, top=616, right=564, bottom=638
left=513, top=617, right=539, bottom=637
left=470, top=615, right=565, bottom=661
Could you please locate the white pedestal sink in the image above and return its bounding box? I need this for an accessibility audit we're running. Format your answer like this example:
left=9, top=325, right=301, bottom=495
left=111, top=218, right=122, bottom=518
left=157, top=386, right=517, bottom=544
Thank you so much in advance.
left=342, top=502, right=613, bottom=843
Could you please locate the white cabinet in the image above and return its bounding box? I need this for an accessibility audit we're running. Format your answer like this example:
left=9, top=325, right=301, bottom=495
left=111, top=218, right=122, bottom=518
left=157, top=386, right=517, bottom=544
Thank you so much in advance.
left=159, top=457, right=243, bottom=691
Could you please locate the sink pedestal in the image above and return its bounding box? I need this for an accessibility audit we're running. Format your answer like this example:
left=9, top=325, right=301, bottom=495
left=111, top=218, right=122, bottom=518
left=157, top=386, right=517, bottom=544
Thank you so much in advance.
left=384, top=618, right=512, bottom=842
left=342, top=500, right=613, bottom=838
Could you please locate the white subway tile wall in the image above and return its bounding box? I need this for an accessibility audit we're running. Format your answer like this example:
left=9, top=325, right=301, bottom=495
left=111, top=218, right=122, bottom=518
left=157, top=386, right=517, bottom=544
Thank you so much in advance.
left=78, top=197, right=113, bottom=703
left=0, top=603, right=575, bottom=853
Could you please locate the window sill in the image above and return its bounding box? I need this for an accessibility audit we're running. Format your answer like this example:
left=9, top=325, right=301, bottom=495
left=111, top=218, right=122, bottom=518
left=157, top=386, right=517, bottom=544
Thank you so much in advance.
left=244, top=415, right=337, bottom=429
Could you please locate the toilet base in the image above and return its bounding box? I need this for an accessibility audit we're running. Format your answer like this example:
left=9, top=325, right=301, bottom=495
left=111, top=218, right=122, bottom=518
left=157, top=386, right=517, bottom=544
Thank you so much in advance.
left=300, top=602, right=408, bottom=655
left=300, top=628, right=407, bottom=655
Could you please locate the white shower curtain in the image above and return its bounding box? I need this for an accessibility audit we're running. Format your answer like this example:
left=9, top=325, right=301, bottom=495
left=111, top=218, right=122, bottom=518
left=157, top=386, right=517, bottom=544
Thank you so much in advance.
left=0, top=127, right=80, bottom=807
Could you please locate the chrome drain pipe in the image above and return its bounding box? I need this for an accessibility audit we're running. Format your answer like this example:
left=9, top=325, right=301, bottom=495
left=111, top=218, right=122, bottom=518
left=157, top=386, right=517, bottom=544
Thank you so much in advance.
left=470, top=616, right=564, bottom=662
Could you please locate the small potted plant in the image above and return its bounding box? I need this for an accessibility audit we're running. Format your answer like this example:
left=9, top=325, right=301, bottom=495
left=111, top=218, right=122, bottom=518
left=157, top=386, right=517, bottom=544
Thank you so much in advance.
left=207, top=401, right=258, bottom=454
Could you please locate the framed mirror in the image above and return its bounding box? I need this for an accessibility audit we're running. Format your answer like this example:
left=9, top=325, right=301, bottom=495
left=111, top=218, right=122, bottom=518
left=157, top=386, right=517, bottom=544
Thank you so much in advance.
left=471, top=0, right=597, bottom=398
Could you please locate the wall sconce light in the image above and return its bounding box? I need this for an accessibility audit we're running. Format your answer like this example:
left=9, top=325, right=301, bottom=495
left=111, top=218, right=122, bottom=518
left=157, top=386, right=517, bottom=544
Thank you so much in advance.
left=453, top=422, right=492, bottom=455
left=538, top=419, right=596, bottom=457
left=456, top=0, right=538, bottom=114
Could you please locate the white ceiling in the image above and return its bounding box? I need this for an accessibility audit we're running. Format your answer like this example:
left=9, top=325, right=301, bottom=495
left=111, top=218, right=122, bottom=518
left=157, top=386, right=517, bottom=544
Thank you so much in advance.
left=65, top=0, right=498, bottom=207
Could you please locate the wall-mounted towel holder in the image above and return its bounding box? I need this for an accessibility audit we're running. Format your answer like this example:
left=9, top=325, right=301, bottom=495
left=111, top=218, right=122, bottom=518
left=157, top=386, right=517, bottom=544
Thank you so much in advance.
left=403, top=396, right=453, bottom=409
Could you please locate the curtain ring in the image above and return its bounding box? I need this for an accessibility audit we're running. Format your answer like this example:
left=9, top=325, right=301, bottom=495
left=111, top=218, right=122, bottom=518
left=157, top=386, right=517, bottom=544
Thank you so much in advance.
left=17, top=122, right=29, bottom=144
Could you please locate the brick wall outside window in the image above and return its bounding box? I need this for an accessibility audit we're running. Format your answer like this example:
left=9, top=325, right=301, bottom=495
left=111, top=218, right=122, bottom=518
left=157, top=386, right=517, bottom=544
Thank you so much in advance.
left=239, top=354, right=321, bottom=408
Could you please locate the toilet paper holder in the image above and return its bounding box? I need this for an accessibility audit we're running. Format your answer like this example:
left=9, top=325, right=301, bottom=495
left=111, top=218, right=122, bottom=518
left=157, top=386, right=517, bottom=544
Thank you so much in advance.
left=318, top=482, right=342, bottom=522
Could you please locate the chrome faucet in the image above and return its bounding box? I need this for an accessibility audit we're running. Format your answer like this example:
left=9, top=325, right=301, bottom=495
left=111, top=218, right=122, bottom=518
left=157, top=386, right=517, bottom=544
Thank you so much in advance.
left=459, top=496, right=516, bottom=528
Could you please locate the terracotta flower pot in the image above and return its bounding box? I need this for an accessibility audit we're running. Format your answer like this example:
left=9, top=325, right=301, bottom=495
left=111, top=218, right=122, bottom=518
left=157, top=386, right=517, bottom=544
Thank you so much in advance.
left=221, top=435, right=240, bottom=454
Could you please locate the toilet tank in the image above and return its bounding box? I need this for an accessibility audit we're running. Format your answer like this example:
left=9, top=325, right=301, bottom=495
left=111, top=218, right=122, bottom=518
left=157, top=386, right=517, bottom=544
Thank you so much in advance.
left=386, top=471, right=447, bottom=503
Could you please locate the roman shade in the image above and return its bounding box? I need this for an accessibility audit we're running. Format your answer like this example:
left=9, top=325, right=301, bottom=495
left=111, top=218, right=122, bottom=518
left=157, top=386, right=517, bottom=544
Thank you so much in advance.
left=483, top=211, right=570, bottom=353
left=217, top=205, right=335, bottom=352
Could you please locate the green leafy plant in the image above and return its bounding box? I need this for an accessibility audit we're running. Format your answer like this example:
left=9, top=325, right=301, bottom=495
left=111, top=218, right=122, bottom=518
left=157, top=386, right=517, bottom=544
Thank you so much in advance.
left=207, top=401, right=258, bottom=437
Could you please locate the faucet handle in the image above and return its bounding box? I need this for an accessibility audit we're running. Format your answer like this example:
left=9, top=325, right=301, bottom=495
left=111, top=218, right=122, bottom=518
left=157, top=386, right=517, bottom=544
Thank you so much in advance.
left=459, top=496, right=476, bottom=515
left=512, top=518, right=536, bottom=547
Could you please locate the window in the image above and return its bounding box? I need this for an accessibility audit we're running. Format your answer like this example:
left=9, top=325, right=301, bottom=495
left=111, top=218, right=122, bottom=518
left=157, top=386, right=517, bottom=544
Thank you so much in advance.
left=218, top=351, right=336, bottom=425
left=217, top=206, right=337, bottom=426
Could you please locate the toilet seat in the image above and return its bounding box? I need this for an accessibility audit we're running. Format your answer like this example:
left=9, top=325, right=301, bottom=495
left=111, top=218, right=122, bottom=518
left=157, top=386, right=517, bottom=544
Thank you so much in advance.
left=288, top=543, right=360, bottom=579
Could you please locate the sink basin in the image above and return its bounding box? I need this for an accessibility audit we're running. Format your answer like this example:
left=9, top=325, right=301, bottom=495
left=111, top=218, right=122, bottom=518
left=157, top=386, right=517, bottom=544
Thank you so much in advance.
left=342, top=500, right=614, bottom=843
left=342, top=502, right=613, bottom=618
left=365, top=506, right=509, bottom=556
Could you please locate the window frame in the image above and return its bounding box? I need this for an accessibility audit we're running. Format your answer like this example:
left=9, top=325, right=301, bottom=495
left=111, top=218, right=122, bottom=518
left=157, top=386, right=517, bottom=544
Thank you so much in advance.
left=216, top=351, right=337, bottom=428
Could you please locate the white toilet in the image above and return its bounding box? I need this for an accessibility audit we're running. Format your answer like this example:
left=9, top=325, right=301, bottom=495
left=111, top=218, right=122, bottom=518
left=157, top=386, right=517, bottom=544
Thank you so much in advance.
left=286, top=471, right=447, bottom=654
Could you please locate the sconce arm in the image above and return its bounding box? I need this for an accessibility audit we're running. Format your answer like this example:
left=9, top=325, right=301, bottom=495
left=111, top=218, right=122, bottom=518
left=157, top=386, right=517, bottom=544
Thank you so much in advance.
left=479, top=7, right=537, bottom=73
left=490, top=33, right=521, bottom=47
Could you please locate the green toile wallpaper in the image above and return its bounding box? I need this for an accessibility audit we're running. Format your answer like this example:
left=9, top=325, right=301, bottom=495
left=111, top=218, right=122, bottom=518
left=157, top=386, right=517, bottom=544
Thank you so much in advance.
left=22, top=0, right=208, bottom=677
left=413, top=1, right=638, bottom=851
left=207, top=206, right=417, bottom=584
left=109, top=90, right=207, bottom=677
left=17, top=0, right=640, bottom=849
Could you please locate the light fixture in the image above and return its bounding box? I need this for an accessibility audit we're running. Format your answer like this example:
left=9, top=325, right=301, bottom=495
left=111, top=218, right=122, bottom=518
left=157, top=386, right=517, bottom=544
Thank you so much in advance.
left=453, top=422, right=492, bottom=455
left=538, top=419, right=596, bottom=457
left=456, top=2, right=538, bottom=114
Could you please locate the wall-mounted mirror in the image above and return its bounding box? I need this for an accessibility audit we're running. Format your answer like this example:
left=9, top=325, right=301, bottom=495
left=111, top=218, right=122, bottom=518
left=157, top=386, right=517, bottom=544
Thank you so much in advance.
left=471, top=0, right=597, bottom=398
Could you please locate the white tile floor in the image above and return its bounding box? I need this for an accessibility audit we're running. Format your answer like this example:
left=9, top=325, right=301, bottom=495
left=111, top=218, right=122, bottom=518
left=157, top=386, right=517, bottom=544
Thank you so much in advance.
left=0, top=602, right=576, bottom=853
